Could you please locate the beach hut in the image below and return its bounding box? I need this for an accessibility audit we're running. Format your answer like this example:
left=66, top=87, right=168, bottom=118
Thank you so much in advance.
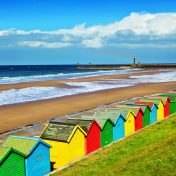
left=40, top=122, right=86, bottom=169
left=106, top=108, right=135, bottom=137
left=134, top=102, right=158, bottom=124
left=140, top=98, right=165, bottom=121
left=2, top=135, right=51, bottom=176
left=81, top=115, right=114, bottom=147
left=66, top=118, right=101, bottom=154
left=93, top=111, right=126, bottom=141
left=0, top=146, right=26, bottom=176
left=158, top=93, right=176, bottom=114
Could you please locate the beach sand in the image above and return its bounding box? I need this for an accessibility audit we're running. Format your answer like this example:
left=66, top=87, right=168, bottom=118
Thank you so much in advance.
left=0, top=79, right=176, bottom=134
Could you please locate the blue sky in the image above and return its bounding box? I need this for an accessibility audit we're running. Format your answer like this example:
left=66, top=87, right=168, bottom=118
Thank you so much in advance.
left=0, top=0, right=176, bottom=65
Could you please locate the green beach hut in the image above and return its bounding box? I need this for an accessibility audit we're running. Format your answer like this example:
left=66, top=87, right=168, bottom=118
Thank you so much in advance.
left=0, top=146, right=26, bottom=176
left=81, top=115, right=114, bottom=147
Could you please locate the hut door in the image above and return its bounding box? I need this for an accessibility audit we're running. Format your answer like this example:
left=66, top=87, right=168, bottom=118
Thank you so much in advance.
left=50, top=162, right=55, bottom=171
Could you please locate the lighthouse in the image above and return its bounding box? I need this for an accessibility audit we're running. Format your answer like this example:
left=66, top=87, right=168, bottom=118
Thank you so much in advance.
left=133, top=56, right=136, bottom=65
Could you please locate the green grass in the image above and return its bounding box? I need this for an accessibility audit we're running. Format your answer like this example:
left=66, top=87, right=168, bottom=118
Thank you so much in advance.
left=51, top=115, right=176, bottom=176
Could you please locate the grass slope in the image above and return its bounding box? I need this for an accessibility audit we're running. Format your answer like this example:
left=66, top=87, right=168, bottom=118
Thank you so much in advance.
left=51, top=115, right=176, bottom=176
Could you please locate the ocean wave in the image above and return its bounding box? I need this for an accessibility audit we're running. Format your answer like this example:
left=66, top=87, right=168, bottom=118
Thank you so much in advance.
left=0, top=68, right=141, bottom=84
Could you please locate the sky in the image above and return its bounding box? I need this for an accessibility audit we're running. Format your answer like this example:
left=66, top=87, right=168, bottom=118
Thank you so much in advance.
left=0, top=0, right=176, bottom=65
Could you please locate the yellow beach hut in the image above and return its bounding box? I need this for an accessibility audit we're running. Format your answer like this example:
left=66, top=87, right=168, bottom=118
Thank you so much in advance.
left=106, top=108, right=135, bottom=136
left=140, top=98, right=165, bottom=121
left=40, top=122, right=86, bottom=169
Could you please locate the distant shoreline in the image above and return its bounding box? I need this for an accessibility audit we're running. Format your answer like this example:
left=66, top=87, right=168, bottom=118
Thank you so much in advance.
left=77, top=64, right=176, bottom=70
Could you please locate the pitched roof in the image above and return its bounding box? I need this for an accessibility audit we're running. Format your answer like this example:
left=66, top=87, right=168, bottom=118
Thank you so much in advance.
left=40, top=122, right=86, bottom=142
left=106, top=108, right=133, bottom=119
left=81, top=115, right=114, bottom=129
left=106, top=105, right=142, bottom=116
left=0, top=146, right=26, bottom=164
left=134, top=101, right=157, bottom=109
left=66, top=118, right=100, bottom=133
left=140, top=98, right=164, bottom=105
left=93, top=111, right=125, bottom=123
left=2, top=135, right=51, bottom=156
left=125, top=103, right=151, bottom=112
left=148, top=96, right=170, bottom=103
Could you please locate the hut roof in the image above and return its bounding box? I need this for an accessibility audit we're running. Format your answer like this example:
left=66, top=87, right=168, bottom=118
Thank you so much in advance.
left=81, top=115, right=114, bottom=129
left=106, top=105, right=143, bottom=116
left=134, top=102, right=157, bottom=109
left=140, top=98, right=165, bottom=105
left=66, top=118, right=100, bottom=133
left=40, top=122, right=86, bottom=142
left=93, top=111, right=125, bottom=123
left=158, top=93, right=176, bottom=101
left=0, top=146, right=26, bottom=164
left=106, top=108, right=133, bottom=119
left=2, top=135, right=51, bottom=156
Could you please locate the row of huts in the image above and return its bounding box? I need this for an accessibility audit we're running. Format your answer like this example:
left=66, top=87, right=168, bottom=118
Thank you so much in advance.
left=0, top=92, right=176, bottom=176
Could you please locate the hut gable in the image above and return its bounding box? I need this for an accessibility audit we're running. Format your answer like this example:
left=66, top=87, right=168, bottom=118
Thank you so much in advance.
left=40, top=122, right=86, bottom=143
left=0, top=146, right=25, bottom=164
left=2, top=135, right=51, bottom=156
left=66, top=118, right=100, bottom=134
left=0, top=146, right=26, bottom=176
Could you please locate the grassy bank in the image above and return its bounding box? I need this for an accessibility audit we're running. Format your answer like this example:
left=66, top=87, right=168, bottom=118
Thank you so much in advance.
left=51, top=115, right=176, bottom=176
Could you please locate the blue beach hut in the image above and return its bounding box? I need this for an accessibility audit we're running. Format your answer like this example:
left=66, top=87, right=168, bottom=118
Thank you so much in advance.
left=2, top=135, right=51, bottom=176
left=93, top=111, right=126, bottom=142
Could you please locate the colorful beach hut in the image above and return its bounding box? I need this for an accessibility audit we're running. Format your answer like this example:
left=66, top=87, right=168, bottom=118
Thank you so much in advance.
left=134, top=102, right=158, bottom=124
left=93, top=111, right=126, bottom=141
left=158, top=93, right=176, bottom=114
left=106, top=108, right=135, bottom=137
left=140, top=98, right=165, bottom=121
left=81, top=115, right=114, bottom=147
left=2, top=135, right=51, bottom=176
left=0, top=146, right=26, bottom=176
left=40, top=122, right=86, bottom=169
left=66, top=118, right=101, bottom=154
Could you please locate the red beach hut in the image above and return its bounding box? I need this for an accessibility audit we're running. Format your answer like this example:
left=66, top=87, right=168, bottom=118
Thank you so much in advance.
left=66, top=118, right=101, bottom=154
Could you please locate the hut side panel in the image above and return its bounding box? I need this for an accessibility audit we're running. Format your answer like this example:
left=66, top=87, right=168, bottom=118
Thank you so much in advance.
left=125, top=113, right=135, bottom=136
left=164, top=100, right=170, bottom=118
left=0, top=152, right=25, bottom=176
left=86, top=122, right=101, bottom=154
left=143, top=108, right=151, bottom=127
left=170, top=102, right=176, bottom=114
left=25, top=143, right=51, bottom=176
left=113, top=116, right=125, bottom=141
left=150, top=106, right=157, bottom=124
left=43, top=140, right=69, bottom=169
left=157, top=102, right=164, bottom=120
left=101, top=121, right=113, bottom=147
left=135, top=111, right=143, bottom=131
left=68, top=128, right=85, bottom=162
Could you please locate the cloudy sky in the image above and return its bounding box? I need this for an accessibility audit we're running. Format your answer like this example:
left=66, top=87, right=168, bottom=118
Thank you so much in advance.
left=0, top=0, right=176, bottom=65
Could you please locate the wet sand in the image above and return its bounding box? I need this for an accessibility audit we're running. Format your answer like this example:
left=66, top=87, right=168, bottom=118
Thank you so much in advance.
left=0, top=80, right=176, bottom=134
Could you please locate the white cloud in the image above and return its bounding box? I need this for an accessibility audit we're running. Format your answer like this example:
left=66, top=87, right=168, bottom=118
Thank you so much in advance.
left=18, top=41, right=72, bottom=48
left=0, top=12, right=176, bottom=48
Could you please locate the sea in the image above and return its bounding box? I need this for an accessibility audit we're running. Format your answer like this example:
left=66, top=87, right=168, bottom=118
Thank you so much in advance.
left=0, top=65, right=176, bottom=106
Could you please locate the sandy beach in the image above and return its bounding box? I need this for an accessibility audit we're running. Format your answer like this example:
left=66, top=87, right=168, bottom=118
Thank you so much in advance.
left=0, top=75, right=176, bottom=134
